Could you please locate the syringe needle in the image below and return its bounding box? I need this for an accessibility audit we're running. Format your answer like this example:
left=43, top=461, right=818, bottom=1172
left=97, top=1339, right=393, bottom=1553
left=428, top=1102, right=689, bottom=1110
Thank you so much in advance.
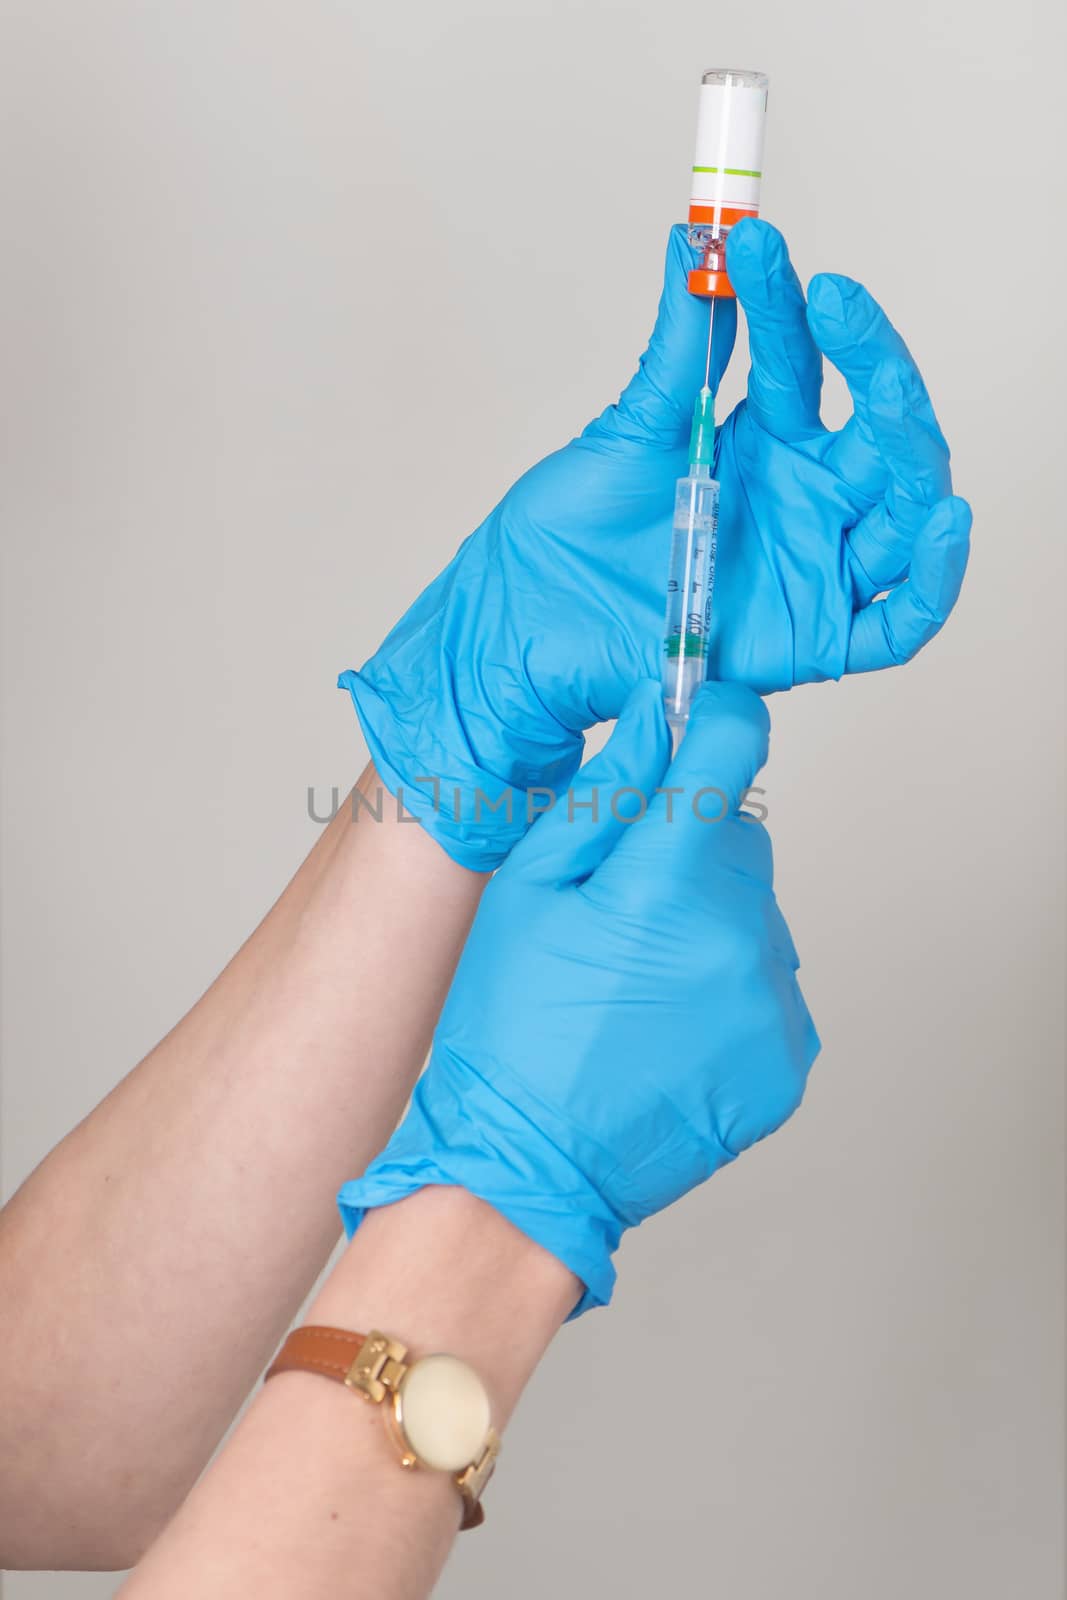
left=703, top=296, right=716, bottom=391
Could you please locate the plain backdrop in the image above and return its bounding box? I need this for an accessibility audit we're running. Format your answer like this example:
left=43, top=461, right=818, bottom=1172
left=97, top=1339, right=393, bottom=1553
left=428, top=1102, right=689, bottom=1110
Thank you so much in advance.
left=1, top=1, right=1064, bottom=1597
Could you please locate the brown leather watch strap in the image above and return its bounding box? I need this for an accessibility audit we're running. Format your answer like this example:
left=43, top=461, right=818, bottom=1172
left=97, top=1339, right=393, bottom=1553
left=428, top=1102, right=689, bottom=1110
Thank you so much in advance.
left=264, top=1325, right=491, bottom=1531
left=265, top=1325, right=367, bottom=1386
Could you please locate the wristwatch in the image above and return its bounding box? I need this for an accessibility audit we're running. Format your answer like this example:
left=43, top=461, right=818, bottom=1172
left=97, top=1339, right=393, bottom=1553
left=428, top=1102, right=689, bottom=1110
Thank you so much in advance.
left=265, top=1325, right=500, bottom=1530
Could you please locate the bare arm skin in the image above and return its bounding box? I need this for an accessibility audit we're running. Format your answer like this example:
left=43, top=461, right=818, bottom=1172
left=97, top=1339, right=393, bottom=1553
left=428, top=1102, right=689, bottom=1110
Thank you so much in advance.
left=118, top=1187, right=579, bottom=1600
left=0, top=765, right=489, bottom=1570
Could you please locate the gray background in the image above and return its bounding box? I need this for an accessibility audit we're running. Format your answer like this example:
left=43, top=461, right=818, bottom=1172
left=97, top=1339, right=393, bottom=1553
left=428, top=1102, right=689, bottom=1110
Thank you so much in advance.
left=1, top=1, right=1063, bottom=1596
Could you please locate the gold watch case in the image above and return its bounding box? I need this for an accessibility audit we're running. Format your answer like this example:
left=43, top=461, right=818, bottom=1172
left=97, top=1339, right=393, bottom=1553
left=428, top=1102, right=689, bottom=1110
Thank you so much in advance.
left=343, top=1330, right=501, bottom=1521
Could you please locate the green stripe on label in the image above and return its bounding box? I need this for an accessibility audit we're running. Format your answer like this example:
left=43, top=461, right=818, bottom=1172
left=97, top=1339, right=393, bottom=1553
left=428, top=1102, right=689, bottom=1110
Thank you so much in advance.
left=692, top=166, right=762, bottom=178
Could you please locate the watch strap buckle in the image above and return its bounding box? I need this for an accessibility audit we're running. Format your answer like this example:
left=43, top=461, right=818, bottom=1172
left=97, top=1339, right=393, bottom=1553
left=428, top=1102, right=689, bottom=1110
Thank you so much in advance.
left=344, top=1330, right=408, bottom=1404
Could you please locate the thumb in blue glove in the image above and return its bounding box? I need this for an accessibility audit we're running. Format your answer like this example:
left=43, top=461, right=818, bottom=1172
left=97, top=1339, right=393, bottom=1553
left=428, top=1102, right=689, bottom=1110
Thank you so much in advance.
left=339, top=681, right=819, bottom=1314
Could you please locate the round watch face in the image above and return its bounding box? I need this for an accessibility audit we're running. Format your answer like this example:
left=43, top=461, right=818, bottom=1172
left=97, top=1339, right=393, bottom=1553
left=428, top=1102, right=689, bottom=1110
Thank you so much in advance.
left=394, top=1353, right=491, bottom=1473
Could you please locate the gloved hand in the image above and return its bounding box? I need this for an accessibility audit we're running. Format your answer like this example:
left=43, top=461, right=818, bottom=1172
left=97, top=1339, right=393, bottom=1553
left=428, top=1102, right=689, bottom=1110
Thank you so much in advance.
left=710, top=219, right=972, bottom=686
left=338, top=681, right=820, bottom=1314
left=340, top=221, right=971, bottom=869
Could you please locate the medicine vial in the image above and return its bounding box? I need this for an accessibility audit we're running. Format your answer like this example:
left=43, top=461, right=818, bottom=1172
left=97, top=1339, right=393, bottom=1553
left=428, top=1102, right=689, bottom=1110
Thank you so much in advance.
left=687, top=68, right=769, bottom=298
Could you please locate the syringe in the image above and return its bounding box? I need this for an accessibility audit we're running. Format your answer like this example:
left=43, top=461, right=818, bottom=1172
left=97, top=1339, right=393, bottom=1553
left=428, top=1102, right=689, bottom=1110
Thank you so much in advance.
left=663, top=383, right=719, bottom=742
left=663, top=68, right=768, bottom=741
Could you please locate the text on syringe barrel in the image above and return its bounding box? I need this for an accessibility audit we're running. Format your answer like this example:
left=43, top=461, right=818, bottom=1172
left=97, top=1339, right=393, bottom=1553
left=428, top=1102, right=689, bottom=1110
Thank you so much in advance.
left=663, top=471, right=719, bottom=724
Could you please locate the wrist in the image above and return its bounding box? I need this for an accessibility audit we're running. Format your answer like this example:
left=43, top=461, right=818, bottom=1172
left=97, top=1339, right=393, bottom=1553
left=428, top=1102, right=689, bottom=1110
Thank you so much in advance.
left=337, top=1042, right=624, bottom=1314
left=310, top=1186, right=579, bottom=1422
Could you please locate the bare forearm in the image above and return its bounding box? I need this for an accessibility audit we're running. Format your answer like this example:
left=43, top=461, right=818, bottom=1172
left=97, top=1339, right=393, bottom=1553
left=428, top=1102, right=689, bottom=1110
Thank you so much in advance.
left=119, top=1188, right=578, bottom=1600
left=0, top=767, right=487, bottom=1569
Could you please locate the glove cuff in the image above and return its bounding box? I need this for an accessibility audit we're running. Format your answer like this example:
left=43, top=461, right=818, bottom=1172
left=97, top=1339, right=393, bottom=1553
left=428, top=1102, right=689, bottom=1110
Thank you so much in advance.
left=338, top=1170, right=617, bottom=1319
left=338, top=669, right=580, bottom=872
left=337, top=1050, right=624, bottom=1317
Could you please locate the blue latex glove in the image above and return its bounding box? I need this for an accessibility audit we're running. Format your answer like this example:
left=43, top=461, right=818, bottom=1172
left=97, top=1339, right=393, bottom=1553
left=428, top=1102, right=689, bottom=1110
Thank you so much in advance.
left=711, top=220, right=972, bottom=685
left=339, top=681, right=820, bottom=1314
left=340, top=220, right=971, bottom=869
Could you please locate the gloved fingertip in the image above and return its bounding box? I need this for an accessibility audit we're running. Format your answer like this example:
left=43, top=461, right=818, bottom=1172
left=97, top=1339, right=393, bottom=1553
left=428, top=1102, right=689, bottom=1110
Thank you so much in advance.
left=728, top=213, right=764, bottom=248
left=689, top=679, right=771, bottom=737
left=591, top=680, right=671, bottom=809
left=613, top=676, right=671, bottom=743
left=669, top=219, right=695, bottom=260
left=729, top=215, right=785, bottom=265
left=947, top=492, right=974, bottom=533
left=626, top=673, right=671, bottom=711
left=927, top=493, right=973, bottom=543
left=516, top=678, right=670, bottom=883
left=667, top=220, right=702, bottom=289
left=806, top=271, right=869, bottom=330
left=726, top=217, right=788, bottom=299
left=905, top=496, right=971, bottom=624
left=807, top=271, right=849, bottom=314
left=684, top=680, right=771, bottom=785
left=807, top=274, right=886, bottom=365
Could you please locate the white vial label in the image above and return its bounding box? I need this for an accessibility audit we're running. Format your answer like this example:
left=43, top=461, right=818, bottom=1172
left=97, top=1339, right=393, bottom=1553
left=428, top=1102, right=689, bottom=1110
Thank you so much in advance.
left=690, top=82, right=767, bottom=212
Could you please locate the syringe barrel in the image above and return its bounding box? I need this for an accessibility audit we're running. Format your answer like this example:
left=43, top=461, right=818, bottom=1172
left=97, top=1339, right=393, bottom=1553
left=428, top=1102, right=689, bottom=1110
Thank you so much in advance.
left=663, top=467, right=720, bottom=735
left=687, top=68, right=769, bottom=299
